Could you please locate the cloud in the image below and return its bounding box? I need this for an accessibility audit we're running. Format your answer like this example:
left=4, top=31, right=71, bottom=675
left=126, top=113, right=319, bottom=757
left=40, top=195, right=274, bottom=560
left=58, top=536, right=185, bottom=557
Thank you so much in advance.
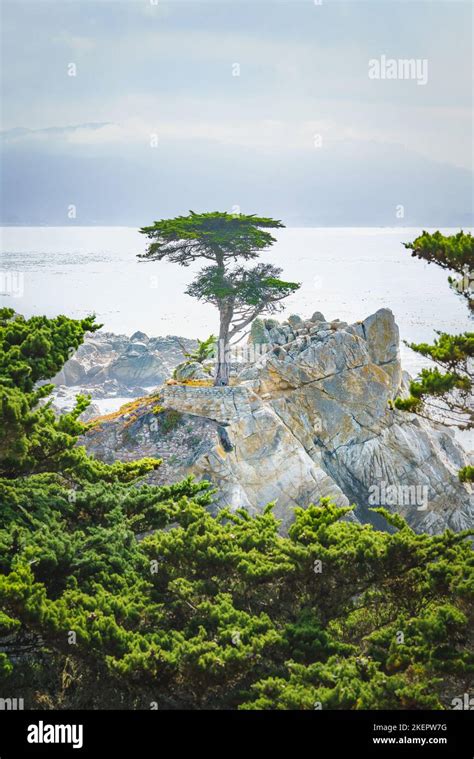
left=1, top=0, right=471, bottom=223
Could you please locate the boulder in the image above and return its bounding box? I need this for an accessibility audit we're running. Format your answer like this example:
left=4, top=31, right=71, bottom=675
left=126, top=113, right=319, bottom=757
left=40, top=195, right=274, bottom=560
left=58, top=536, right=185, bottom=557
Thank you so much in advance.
left=86, top=364, right=108, bottom=380
left=173, top=361, right=211, bottom=381
left=130, top=330, right=149, bottom=343
left=51, top=331, right=193, bottom=391
left=125, top=342, right=149, bottom=355
left=78, top=402, right=101, bottom=422
left=61, top=358, right=86, bottom=385
left=249, top=318, right=270, bottom=345
left=288, top=314, right=304, bottom=328
left=109, top=352, right=165, bottom=385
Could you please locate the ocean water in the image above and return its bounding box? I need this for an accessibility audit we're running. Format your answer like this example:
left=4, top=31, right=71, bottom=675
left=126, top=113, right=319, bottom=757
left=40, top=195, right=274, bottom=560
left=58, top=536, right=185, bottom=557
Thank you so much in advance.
left=1, top=226, right=471, bottom=374
left=2, top=225, right=472, bottom=449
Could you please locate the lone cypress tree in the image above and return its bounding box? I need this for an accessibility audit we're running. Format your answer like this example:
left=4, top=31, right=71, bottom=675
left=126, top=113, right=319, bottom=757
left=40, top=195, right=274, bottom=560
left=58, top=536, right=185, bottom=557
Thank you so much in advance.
left=138, top=211, right=300, bottom=385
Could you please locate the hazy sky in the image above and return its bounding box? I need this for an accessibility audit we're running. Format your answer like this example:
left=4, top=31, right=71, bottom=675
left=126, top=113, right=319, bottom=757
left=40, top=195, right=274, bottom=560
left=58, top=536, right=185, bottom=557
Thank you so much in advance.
left=1, top=0, right=472, bottom=225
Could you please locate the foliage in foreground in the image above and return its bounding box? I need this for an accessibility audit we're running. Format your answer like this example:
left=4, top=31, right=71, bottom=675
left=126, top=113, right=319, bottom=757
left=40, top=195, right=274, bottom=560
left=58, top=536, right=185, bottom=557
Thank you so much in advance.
left=0, top=308, right=159, bottom=483
left=395, top=231, right=473, bottom=441
left=403, top=230, right=473, bottom=311
left=1, top=486, right=473, bottom=710
left=0, top=308, right=472, bottom=710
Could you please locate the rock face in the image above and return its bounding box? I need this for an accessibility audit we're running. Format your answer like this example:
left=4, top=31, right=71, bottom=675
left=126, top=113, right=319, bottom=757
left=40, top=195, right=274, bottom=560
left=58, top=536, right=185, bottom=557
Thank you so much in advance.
left=173, top=360, right=212, bottom=382
left=47, top=332, right=198, bottom=416
left=52, top=332, right=197, bottom=391
left=84, top=309, right=473, bottom=533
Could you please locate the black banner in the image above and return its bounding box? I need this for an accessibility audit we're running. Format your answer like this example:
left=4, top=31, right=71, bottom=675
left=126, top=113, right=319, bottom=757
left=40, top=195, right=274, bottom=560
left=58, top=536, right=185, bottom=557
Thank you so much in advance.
left=0, top=710, right=472, bottom=758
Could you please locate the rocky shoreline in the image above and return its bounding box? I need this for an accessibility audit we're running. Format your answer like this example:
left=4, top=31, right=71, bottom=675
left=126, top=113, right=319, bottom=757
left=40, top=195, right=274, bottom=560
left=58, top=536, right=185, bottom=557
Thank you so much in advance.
left=63, top=308, right=473, bottom=534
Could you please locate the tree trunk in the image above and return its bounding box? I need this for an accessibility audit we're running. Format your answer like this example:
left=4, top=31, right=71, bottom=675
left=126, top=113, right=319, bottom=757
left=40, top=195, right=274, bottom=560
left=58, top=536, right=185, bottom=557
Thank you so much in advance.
left=214, top=305, right=232, bottom=386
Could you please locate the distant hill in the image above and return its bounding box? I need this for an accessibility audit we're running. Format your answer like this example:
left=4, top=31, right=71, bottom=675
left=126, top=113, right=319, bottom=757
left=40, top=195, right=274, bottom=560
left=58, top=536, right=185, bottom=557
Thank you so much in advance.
left=1, top=124, right=472, bottom=227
